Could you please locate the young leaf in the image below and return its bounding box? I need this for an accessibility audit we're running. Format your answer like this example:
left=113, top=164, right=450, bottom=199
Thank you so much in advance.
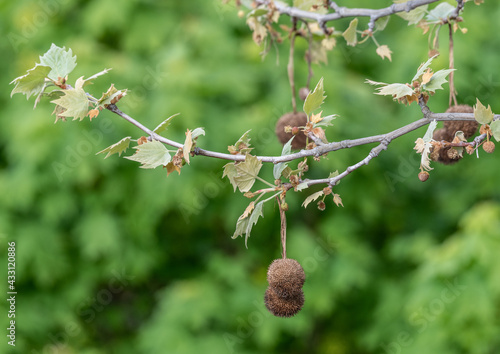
left=229, top=130, right=253, bottom=155
left=313, top=114, right=337, bottom=127
left=412, top=55, right=437, bottom=82
left=183, top=129, right=193, bottom=165
left=296, top=182, right=309, bottom=191
left=191, top=127, right=205, bottom=139
left=83, top=68, right=111, bottom=87
left=304, top=77, right=326, bottom=116
left=244, top=201, right=264, bottom=247
left=414, top=120, right=437, bottom=171
left=422, top=69, right=455, bottom=92
left=50, top=82, right=90, bottom=121
left=234, top=154, right=263, bottom=193
left=273, top=136, right=294, bottom=179
left=372, top=83, right=414, bottom=99
left=223, top=162, right=239, bottom=192
left=153, top=113, right=180, bottom=134
left=426, top=2, right=456, bottom=22
left=39, top=44, right=77, bottom=81
left=10, top=64, right=51, bottom=100
left=490, top=120, right=500, bottom=142
left=302, top=190, right=324, bottom=208
left=395, top=1, right=428, bottom=25
left=124, top=140, right=171, bottom=169
left=474, top=99, right=494, bottom=125
left=376, top=45, right=392, bottom=61
left=97, top=84, right=128, bottom=108
left=375, top=16, right=390, bottom=31
left=342, top=18, right=358, bottom=46
left=333, top=193, right=344, bottom=207
left=96, top=137, right=131, bottom=158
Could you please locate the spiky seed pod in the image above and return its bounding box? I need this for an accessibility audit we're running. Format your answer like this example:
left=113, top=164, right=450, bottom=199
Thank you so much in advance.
left=264, top=286, right=304, bottom=317
left=267, top=258, right=305, bottom=298
left=432, top=105, right=477, bottom=165
left=483, top=141, right=495, bottom=153
left=442, top=105, right=478, bottom=139
left=299, top=87, right=310, bottom=101
left=275, top=112, right=308, bottom=150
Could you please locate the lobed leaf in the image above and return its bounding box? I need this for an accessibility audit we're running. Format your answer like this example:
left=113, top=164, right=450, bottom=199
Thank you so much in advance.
left=474, top=99, right=494, bottom=125
left=304, top=77, right=326, bottom=116
left=373, top=83, right=414, bottom=99
left=490, top=120, right=500, bottom=142
left=302, top=190, right=324, bottom=208
left=412, top=55, right=437, bottom=82
left=395, top=1, right=428, bottom=25
left=124, top=140, right=171, bottom=169
left=153, top=113, right=180, bottom=134
left=234, top=154, right=263, bottom=193
left=51, top=84, right=90, bottom=121
left=426, top=2, right=456, bottom=22
left=10, top=64, right=51, bottom=100
left=39, top=43, right=77, bottom=81
left=222, top=162, right=239, bottom=192
left=342, top=18, right=358, bottom=46
left=423, top=69, right=455, bottom=92
left=96, top=137, right=131, bottom=159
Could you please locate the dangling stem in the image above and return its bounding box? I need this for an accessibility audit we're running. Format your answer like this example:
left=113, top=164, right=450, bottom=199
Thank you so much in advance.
left=448, top=23, right=457, bottom=107
left=276, top=196, right=287, bottom=259
left=288, top=17, right=298, bottom=113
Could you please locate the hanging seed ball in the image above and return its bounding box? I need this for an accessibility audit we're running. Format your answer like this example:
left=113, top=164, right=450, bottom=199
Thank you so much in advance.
left=442, top=105, right=478, bottom=139
left=299, top=87, right=310, bottom=101
left=267, top=258, right=305, bottom=297
left=264, top=286, right=304, bottom=318
left=483, top=141, right=495, bottom=153
left=275, top=112, right=308, bottom=150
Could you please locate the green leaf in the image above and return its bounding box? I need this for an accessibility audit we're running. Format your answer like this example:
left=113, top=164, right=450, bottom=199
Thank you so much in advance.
left=153, top=113, right=180, bottom=134
left=412, top=55, right=437, bottom=82
left=375, top=16, right=390, bottom=31
left=234, top=154, right=263, bottom=193
left=97, top=84, right=128, bottom=108
left=96, top=137, right=131, bottom=158
left=39, top=43, right=77, bottom=81
left=302, top=190, right=324, bottom=208
left=10, top=64, right=51, bottom=100
left=296, top=182, right=309, bottom=191
left=426, top=2, right=456, bottom=22
left=395, top=1, right=428, bottom=25
left=223, top=163, right=238, bottom=192
left=191, top=127, right=205, bottom=139
left=423, top=119, right=438, bottom=142
left=342, top=18, right=358, bottom=46
left=372, top=83, right=414, bottom=99
left=273, top=137, right=294, bottom=179
left=50, top=77, right=90, bottom=121
left=474, top=99, right=494, bottom=125
left=244, top=201, right=264, bottom=247
left=314, top=114, right=338, bottom=127
left=422, top=69, right=455, bottom=92
left=124, top=140, right=171, bottom=169
left=490, top=120, right=500, bottom=142
left=304, top=77, right=326, bottom=116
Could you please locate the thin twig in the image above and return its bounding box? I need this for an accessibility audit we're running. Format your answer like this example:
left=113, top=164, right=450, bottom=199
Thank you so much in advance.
left=448, top=23, right=457, bottom=106
left=288, top=18, right=298, bottom=113
left=276, top=196, right=287, bottom=259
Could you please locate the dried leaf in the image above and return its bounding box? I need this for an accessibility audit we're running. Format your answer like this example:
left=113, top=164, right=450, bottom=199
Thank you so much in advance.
left=376, top=45, right=392, bottom=61
left=302, top=190, right=324, bottom=208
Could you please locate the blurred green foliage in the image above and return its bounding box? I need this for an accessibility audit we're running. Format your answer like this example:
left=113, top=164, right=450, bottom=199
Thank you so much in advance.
left=1, top=0, right=500, bottom=353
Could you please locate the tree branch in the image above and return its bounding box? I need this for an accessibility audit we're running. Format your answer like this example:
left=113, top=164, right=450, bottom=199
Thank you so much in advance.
left=255, top=0, right=442, bottom=30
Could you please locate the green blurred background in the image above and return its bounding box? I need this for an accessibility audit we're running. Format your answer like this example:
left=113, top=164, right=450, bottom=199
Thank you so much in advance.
left=1, top=0, right=500, bottom=353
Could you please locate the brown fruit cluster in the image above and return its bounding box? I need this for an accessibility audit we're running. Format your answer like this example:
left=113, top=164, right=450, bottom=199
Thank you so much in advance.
left=431, top=105, right=478, bottom=165
left=264, top=258, right=305, bottom=317
left=275, top=112, right=308, bottom=150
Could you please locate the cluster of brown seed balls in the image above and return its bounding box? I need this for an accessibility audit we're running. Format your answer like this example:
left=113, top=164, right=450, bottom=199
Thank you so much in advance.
left=265, top=258, right=305, bottom=317
left=431, top=105, right=479, bottom=164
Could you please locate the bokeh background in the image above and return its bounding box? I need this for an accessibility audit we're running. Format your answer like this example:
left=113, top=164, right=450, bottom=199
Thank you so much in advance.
left=1, top=0, right=500, bottom=353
